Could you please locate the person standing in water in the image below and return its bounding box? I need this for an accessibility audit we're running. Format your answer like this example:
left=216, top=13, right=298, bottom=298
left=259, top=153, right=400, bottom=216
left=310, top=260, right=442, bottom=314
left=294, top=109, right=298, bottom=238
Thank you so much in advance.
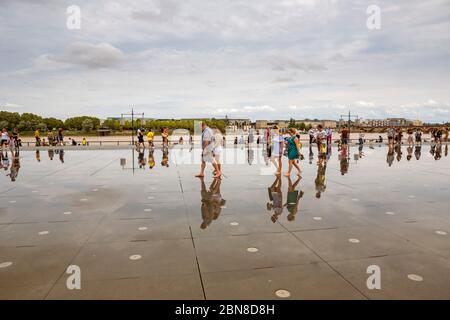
left=407, top=128, right=414, bottom=146
left=316, top=125, right=327, bottom=164
left=340, top=126, right=349, bottom=145
left=212, top=128, right=223, bottom=176
left=387, top=126, right=395, bottom=146
left=270, top=126, right=283, bottom=175
left=34, top=128, right=41, bottom=146
left=1, top=128, right=9, bottom=151
left=196, top=121, right=221, bottom=178
left=57, top=128, right=64, bottom=146
left=136, top=128, right=145, bottom=149
left=284, top=128, right=302, bottom=177
left=415, top=128, right=422, bottom=145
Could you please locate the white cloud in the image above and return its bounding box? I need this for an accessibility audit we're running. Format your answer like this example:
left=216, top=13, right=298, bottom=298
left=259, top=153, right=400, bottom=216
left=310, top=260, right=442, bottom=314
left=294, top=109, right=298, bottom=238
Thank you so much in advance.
left=49, top=42, right=125, bottom=69
left=355, top=100, right=375, bottom=107
left=2, top=102, right=22, bottom=108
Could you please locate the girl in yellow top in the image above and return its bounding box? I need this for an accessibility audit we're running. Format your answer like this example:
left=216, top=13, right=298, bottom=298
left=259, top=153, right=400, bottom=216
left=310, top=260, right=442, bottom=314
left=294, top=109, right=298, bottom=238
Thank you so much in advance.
left=147, top=129, right=154, bottom=148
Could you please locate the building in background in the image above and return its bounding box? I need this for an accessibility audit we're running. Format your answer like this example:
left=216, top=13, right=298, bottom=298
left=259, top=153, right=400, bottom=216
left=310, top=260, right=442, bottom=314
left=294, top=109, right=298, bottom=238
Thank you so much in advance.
left=225, top=118, right=252, bottom=131
left=366, top=119, right=390, bottom=127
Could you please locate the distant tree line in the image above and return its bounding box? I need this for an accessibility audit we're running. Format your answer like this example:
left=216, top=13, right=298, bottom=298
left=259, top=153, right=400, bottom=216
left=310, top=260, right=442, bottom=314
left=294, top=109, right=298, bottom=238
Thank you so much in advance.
left=0, top=111, right=101, bottom=133
left=0, top=111, right=227, bottom=134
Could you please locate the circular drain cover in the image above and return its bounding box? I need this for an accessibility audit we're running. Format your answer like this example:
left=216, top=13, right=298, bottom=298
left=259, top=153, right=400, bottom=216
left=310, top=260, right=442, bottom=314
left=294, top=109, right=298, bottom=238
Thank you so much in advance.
left=0, top=262, right=13, bottom=268
left=138, top=227, right=148, bottom=231
left=63, top=211, right=72, bottom=215
left=92, top=189, right=99, bottom=192
left=147, top=196, right=154, bottom=200
left=348, top=238, right=360, bottom=243
left=313, top=217, right=322, bottom=221
left=352, top=198, right=359, bottom=202
left=9, top=201, right=16, bottom=204
left=38, top=231, right=49, bottom=235
left=435, top=230, right=447, bottom=235
left=129, top=255, right=142, bottom=260
left=385, top=211, right=395, bottom=215
left=230, top=222, right=239, bottom=226
left=247, top=247, right=259, bottom=253
left=80, top=198, right=87, bottom=202
left=275, top=289, right=291, bottom=298
left=408, top=195, right=416, bottom=199
left=407, top=274, right=423, bottom=282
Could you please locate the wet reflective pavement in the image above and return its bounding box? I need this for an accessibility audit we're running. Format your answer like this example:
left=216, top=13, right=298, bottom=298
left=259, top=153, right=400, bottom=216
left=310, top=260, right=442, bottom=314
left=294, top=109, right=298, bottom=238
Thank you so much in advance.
left=0, top=144, right=449, bottom=299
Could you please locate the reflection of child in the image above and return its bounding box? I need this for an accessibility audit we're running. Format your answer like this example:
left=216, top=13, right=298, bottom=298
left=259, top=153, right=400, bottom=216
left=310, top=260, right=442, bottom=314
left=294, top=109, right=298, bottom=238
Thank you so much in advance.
left=315, top=164, right=327, bottom=198
left=161, top=149, right=169, bottom=167
left=148, top=150, right=155, bottom=169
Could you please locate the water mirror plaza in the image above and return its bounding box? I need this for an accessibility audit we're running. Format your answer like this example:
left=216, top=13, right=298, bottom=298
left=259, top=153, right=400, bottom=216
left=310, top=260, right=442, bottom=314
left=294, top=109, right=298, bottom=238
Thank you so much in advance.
left=1, top=143, right=449, bottom=300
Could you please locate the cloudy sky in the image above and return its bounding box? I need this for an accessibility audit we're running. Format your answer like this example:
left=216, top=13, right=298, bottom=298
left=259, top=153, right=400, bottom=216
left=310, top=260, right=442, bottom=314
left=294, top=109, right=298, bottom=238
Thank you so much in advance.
left=0, top=0, right=449, bottom=121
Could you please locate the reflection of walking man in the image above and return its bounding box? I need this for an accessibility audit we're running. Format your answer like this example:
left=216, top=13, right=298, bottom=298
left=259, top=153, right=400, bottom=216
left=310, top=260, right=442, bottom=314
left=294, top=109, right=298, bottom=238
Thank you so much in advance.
left=199, top=177, right=225, bottom=229
left=196, top=121, right=221, bottom=178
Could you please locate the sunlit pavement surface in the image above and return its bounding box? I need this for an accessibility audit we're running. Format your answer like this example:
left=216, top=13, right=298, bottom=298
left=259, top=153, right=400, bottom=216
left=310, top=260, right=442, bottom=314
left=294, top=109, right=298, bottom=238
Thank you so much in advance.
left=0, top=143, right=449, bottom=300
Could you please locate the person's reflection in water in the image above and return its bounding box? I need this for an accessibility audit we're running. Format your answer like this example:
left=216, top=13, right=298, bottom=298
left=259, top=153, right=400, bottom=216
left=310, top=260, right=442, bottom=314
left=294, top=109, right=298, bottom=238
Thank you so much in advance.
left=430, top=141, right=436, bottom=157
left=199, top=177, right=225, bottom=229
left=358, top=143, right=364, bottom=159
left=1, top=150, right=9, bottom=171
left=387, top=144, right=395, bottom=167
left=58, top=149, right=64, bottom=163
left=161, top=147, right=169, bottom=167
left=148, top=148, right=155, bottom=169
left=308, top=145, right=314, bottom=165
left=267, top=175, right=283, bottom=223
left=48, top=148, right=54, bottom=160
left=339, top=144, right=349, bottom=175
left=7, top=151, right=20, bottom=182
left=35, top=150, right=41, bottom=162
left=407, top=145, right=413, bottom=161
left=247, top=146, right=254, bottom=165
left=445, top=143, right=448, bottom=157
left=327, top=143, right=332, bottom=161
left=285, top=175, right=304, bottom=221
left=414, top=145, right=421, bottom=160
left=395, top=143, right=402, bottom=162
left=315, top=162, right=327, bottom=198
left=435, top=143, right=442, bottom=160
left=138, top=149, right=145, bottom=168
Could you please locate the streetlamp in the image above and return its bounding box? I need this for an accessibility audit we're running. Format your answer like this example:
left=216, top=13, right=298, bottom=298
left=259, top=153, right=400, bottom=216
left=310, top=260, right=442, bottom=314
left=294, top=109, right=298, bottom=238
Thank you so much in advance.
left=121, top=108, right=144, bottom=146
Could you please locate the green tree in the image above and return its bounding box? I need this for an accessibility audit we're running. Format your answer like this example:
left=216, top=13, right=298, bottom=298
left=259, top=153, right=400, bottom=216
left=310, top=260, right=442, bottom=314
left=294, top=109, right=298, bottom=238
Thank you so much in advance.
left=0, top=111, right=21, bottom=129
left=0, top=120, right=8, bottom=130
left=103, top=119, right=121, bottom=130
left=44, top=117, right=64, bottom=130
left=65, top=116, right=100, bottom=130
left=298, top=122, right=306, bottom=131
left=288, top=118, right=296, bottom=128
left=81, top=119, right=94, bottom=132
